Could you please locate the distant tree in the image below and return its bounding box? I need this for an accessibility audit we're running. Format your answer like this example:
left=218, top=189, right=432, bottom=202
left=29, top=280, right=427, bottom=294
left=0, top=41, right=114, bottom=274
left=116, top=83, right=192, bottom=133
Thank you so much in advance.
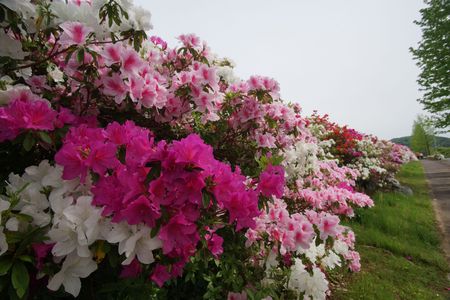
left=411, top=115, right=435, bottom=155
left=410, top=0, right=450, bottom=130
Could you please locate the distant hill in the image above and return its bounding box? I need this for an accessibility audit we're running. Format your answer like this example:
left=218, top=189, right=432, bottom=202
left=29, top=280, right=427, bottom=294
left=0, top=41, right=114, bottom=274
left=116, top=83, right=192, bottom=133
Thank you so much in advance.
left=391, top=136, right=450, bottom=148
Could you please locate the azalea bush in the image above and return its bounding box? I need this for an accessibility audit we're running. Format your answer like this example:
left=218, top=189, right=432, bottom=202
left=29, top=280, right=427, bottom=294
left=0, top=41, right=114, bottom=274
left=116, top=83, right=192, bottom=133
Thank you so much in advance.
left=308, top=114, right=417, bottom=192
left=0, top=1, right=415, bottom=299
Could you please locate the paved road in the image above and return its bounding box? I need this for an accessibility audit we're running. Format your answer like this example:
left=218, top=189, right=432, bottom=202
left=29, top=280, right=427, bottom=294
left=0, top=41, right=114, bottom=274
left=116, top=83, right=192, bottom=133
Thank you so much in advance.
left=422, top=159, right=450, bottom=260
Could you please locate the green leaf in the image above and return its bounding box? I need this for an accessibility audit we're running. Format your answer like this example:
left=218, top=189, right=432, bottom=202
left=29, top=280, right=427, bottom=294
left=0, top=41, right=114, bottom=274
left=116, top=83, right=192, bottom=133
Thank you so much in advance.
left=17, top=255, right=32, bottom=264
left=0, top=257, right=13, bottom=276
left=150, top=221, right=161, bottom=238
left=38, top=131, right=52, bottom=144
left=22, top=133, right=34, bottom=151
left=0, top=7, right=5, bottom=23
left=202, top=190, right=210, bottom=208
left=11, top=261, right=28, bottom=298
left=76, top=47, right=85, bottom=63
left=144, top=161, right=161, bottom=185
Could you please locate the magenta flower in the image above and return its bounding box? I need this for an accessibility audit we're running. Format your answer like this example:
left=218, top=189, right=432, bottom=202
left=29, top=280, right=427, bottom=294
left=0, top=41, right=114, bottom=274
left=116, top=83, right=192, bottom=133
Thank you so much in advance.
left=121, top=195, right=161, bottom=227
left=223, top=191, right=259, bottom=231
left=87, top=142, right=119, bottom=175
left=32, top=243, right=54, bottom=270
left=55, top=142, right=89, bottom=181
left=0, top=99, right=57, bottom=142
left=206, top=232, right=223, bottom=258
left=158, top=213, right=199, bottom=258
left=169, top=134, right=215, bottom=169
left=258, top=165, right=285, bottom=198
left=119, top=258, right=142, bottom=279
left=59, top=21, right=92, bottom=45
left=150, top=264, right=171, bottom=287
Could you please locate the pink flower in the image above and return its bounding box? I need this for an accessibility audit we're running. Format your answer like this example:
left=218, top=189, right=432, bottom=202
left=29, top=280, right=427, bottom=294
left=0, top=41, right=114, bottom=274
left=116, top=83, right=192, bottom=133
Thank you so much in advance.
left=25, top=75, right=50, bottom=93
left=150, top=35, right=167, bottom=50
left=101, top=73, right=128, bottom=104
left=55, top=142, right=90, bottom=180
left=255, top=133, right=277, bottom=148
left=158, top=213, right=199, bottom=258
left=121, top=48, right=143, bottom=74
left=32, top=243, right=54, bottom=270
left=345, top=251, right=361, bottom=272
left=168, top=134, right=215, bottom=169
left=205, top=232, right=224, bottom=258
left=258, top=165, right=285, bottom=198
left=121, top=195, right=161, bottom=227
left=150, top=264, right=171, bottom=287
left=87, top=142, right=119, bottom=175
left=70, top=0, right=92, bottom=6
left=178, top=34, right=201, bottom=48
left=101, top=43, right=123, bottom=65
left=120, top=258, right=142, bottom=278
left=223, top=191, right=259, bottom=231
left=54, top=107, right=77, bottom=128
left=6, top=99, right=56, bottom=131
left=0, top=99, right=57, bottom=142
left=227, top=291, right=247, bottom=300
left=59, top=21, right=92, bottom=45
left=318, top=214, right=340, bottom=240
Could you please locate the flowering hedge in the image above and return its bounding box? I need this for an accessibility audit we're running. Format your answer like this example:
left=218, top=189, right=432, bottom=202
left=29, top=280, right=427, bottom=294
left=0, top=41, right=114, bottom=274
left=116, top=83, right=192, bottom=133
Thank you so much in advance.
left=0, top=1, right=416, bottom=299
left=307, top=113, right=417, bottom=192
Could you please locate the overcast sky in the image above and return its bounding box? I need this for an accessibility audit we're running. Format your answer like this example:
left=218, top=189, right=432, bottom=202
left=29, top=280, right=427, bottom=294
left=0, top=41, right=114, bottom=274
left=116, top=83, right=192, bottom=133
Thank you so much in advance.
left=135, top=0, right=426, bottom=139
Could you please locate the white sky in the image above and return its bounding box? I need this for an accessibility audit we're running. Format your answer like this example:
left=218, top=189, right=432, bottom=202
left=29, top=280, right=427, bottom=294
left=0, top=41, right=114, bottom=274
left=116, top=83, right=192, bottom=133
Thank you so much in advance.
left=134, top=0, right=426, bottom=139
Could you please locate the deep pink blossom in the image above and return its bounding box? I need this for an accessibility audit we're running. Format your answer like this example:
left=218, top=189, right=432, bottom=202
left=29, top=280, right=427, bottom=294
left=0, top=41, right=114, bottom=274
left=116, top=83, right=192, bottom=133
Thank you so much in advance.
left=120, top=195, right=160, bottom=227
left=32, top=243, right=54, bottom=270
left=120, top=258, right=142, bottom=278
left=158, top=213, right=199, bottom=258
left=258, top=165, right=285, bottom=198
left=205, top=232, right=224, bottom=258
left=150, top=264, right=171, bottom=287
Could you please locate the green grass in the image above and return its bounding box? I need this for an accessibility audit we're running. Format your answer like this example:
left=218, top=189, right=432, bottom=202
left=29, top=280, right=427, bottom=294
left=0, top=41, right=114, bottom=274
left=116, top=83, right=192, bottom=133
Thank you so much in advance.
left=333, top=161, right=449, bottom=299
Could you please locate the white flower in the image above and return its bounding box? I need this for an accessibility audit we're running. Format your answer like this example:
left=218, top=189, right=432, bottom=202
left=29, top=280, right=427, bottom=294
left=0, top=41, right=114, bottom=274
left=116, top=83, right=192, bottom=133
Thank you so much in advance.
left=48, top=196, right=102, bottom=258
left=5, top=217, right=19, bottom=231
left=47, top=64, right=65, bottom=83
left=264, top=249, right=278, bottom=270
left=288, top=258, right=329, bottom=300
left=117, top=224, right=162, bottom=265
left=216, top=66, right=238, bottom=84
left=0, top=227, right=7, bottom=256
left=0, top=198, right=10, bottom=223
left=321, top=251, right=341, bottom=270
left=297, top=239, right=325, bottom=264
left=283, top=142, right=319, bottom=180
left=7, top=171, right=51, bottom=227
left=47, top=252, right=97, bottom=297
left=100, top=220, right=130, bottom=243
left=333, top=240, right=349, bottom=256
left=0, top=199, right=10, bottom=256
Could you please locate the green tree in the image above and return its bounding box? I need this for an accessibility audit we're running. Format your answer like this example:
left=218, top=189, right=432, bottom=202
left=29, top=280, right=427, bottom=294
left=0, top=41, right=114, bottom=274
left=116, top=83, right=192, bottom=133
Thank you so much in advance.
left=410, top=0, right=450, bottom=130
left=411, top=115, right=435, bottom=155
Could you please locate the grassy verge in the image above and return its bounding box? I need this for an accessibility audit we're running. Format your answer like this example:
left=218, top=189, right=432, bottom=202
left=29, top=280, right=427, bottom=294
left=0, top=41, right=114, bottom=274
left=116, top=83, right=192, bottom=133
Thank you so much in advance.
left=333, top=161, right=449, bottom=299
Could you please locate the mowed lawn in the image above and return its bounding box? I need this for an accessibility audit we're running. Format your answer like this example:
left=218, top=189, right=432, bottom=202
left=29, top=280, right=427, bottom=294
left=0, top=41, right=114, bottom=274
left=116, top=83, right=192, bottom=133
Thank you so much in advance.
left=333, top=161, right=449, bottom=299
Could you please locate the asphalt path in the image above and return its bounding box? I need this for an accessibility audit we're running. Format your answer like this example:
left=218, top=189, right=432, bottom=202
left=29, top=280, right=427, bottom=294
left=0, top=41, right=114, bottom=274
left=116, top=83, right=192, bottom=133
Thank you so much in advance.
left=422, top=159, right=450, bottom=261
